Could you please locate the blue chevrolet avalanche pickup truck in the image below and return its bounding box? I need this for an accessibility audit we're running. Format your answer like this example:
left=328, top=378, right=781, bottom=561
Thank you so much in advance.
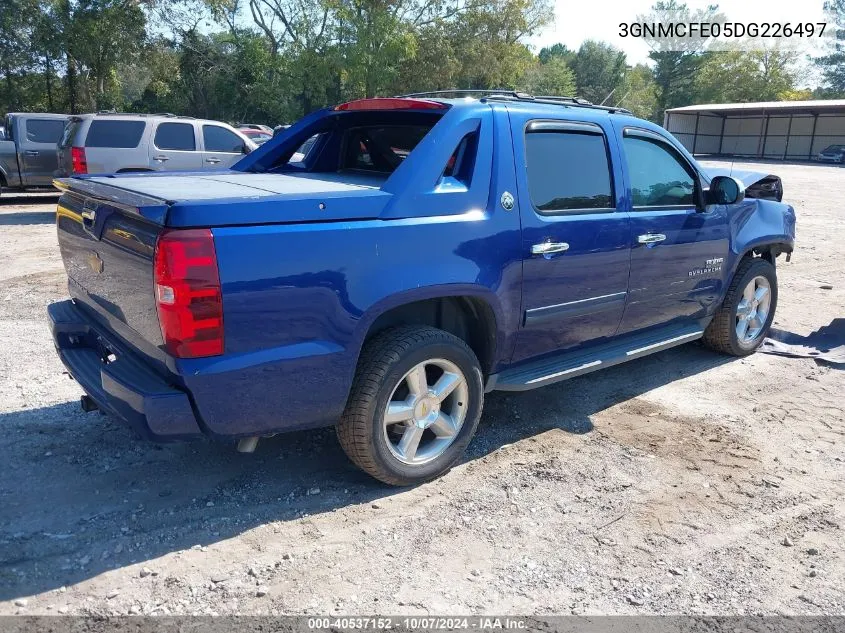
left=48, top=92, right=796, bottom=485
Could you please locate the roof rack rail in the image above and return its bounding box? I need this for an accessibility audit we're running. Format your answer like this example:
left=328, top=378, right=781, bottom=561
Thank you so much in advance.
left=152, top=112, right=195, bottom=118
left=393, top=89, right=632, bottom=114
left=483, top=93, right=632, bottom=114
left=395, top=89, right=532, bottom=99
left=94, top=111, right=142, bottom=116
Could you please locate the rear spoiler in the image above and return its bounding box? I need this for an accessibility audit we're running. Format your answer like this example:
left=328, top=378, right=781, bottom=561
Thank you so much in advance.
left=53, top=177, right=170, bottom=225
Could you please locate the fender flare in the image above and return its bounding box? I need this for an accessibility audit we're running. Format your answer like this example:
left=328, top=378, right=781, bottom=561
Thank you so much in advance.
left=730, top=237, right=794, bottom=278
left=348, top=284, right=506, bottom=370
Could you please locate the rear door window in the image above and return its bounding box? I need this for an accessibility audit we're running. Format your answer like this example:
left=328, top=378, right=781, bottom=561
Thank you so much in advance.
left=202, top=125, right=244, bottom=153
left=154, top=122, right=196, bottom=151
left=85, top=120, right=146, bottom=148
left=25, top=119, right=66, bottom=144
left=524, top=126, right=615, bottom=213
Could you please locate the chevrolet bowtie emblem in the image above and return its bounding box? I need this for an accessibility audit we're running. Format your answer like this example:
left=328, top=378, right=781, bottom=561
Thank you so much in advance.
left=87, top=251, right=104, bottom=274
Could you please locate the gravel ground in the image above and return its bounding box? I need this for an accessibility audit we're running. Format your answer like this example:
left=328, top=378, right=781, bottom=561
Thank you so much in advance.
left=0, top=162, right=843, bottom=617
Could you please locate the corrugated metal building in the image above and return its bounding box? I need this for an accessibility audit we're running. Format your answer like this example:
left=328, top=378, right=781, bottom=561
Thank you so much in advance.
left=664, top=100, right=845, bottom=160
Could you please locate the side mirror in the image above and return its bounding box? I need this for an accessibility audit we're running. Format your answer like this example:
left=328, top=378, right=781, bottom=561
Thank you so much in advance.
left=707, top=175, right=745, bottom=205
left=242, top=144, right=251, bottom=154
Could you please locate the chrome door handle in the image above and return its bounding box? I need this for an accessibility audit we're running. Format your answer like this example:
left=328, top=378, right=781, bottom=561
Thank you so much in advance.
left=24, top=150, right=39, bottom=157
left=637, top=233, right=667, bottom=245
left=205, top=157, right=221, bottom=164
left=153, top=155, right=170, bottom=162
left=531, top=241, right=570, bottom=255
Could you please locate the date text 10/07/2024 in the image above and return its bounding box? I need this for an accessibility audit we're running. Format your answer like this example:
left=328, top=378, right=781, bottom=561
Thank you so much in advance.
left=307, top=617, right=528, bottom=630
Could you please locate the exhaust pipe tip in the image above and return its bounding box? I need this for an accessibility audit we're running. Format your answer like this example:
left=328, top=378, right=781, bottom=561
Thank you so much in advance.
left=80, top=395, right=98, bottom=413
left=237, top=437, right=259, bottom=453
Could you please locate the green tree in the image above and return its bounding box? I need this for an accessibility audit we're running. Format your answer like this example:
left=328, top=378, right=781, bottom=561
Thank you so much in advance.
left=816, top=0, right=845, bottom=95
left=518, top=57, right=575, bottom=96
left=616, top=63, right=658, bottom=120
left=639, top=0, right=721, bottom=115
left=0, top=0, right=39, bottom=112
left=696, top=49, right=798, bottom=104
left=69, top=0, right=147, bottom=109
left=538, top=43, right=573, bottom=65
left=571, top=39, right=626, bottom=104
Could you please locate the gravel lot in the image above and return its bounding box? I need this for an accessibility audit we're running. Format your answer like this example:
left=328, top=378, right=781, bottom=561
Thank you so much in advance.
left=0, top=161, right=843, bottom=617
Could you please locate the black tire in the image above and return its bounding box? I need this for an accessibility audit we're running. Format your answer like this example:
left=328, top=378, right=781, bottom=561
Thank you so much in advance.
left=337, top=325, right=484, bottom=486
left=703, top=257, right=778, bottom=356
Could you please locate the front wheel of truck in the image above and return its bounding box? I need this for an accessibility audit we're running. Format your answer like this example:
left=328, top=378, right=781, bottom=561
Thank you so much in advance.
left=337, top=325, right=484, bottom=486
left=703, top=257, right=778, bottom=356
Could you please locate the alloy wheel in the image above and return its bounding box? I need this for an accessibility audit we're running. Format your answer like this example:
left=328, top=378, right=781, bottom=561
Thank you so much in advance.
left=381, top=358, right=469, bottom=465
left=735, top=275, right=772, bottom=344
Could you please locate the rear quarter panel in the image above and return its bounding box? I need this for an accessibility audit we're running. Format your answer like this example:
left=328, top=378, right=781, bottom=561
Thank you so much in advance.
left=186, top=210, right=522, bottom=438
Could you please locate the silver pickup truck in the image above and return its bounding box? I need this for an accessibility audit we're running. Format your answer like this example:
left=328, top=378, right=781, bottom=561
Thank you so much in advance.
left=0, top=112, right=69, bottom=195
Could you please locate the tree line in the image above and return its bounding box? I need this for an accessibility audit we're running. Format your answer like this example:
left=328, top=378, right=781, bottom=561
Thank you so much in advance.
left=1, top=0, right=843, bottom=125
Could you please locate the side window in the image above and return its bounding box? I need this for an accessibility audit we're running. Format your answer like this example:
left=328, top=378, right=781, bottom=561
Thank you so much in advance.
left=289, top=134, right=321, bottom=163
left=524, top=127, right=614, bottom=213
left=86, top=120, right=146, bottom=148
left=154, top=122, right=196, bottom=151
left=25, top=119, right=66, bottom=144
left=442, top=132, right=478, bottom=185
left=203, top=125, right=244, bottom=153
left=623, top=133, right=696, bottom=207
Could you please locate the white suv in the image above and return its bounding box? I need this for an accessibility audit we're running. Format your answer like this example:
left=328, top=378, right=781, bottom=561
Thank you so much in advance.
left=56, top=113, right=258, bottom=176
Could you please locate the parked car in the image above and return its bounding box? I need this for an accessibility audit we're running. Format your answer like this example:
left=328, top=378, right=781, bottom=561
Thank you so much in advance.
left=816, top=144, right=845, bottom=164
left=56, top=113, right=257, bottom=176
left=48, top=93, right=795, bottom=485
left=237, top=123, right=274, bottom=135
left=0, top=112, right=68, bottom=195
left=239, top=128, right=273, bottom=145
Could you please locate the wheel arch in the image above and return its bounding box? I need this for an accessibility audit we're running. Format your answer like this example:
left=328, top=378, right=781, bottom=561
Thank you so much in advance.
left=355, top=289, right=502, bottom=376
left=732, top=239, right=793, bottom=273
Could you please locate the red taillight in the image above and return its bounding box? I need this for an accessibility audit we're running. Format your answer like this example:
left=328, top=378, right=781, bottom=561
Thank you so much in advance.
left=153, top=229, right=224, bottom=358
left=71, top=146, right=87, bottom=174
left=334, top=98, right=446, bottom=111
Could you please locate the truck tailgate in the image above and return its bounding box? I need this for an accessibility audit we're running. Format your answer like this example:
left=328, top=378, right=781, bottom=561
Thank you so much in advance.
left=55, top=180, right=169, bottom=362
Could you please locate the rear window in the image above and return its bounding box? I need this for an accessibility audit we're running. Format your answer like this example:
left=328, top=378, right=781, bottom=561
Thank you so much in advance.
left=203, top=125, right=244, bottom=153
left=85, top=120, right=146, bottom=148
left=25, top=119, right=65, bottom=144
left=525, top=130, right=614, bottom=212
left=342, top=125, right=430, bottom=173
left=154, top=122, right=196, bottom=151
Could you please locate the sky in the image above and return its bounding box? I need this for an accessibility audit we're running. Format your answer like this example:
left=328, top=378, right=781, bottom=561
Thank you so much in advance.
left=530, top=0, right=830, bottom=65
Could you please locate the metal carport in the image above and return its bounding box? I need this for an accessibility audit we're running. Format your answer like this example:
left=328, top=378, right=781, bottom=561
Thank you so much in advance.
left=664, top=100, right=845, bottom=160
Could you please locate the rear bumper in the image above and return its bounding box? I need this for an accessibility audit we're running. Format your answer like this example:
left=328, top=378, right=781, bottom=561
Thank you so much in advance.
left=48, top=299, right=204, bottom=441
